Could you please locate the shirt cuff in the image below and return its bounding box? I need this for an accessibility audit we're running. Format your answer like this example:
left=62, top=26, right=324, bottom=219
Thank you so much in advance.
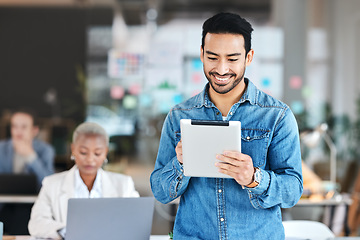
left=244, top=168, right=270, bottom=195
left=173, top=157, right=184, bottom=173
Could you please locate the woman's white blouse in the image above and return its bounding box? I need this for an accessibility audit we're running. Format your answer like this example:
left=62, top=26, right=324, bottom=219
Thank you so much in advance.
left=74, top=168, right=102, bottom=198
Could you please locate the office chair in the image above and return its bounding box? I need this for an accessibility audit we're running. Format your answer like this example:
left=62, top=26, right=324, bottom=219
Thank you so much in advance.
left=283, top=220, right=335, bottom=240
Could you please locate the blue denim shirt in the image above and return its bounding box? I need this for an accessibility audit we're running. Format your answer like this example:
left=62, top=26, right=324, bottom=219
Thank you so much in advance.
left=150, top=79, right=303, bottom=240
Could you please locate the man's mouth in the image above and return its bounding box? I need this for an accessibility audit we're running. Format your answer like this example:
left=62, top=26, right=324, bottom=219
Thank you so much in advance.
left=211, top=73, right=235, bottom=84
left=215, top=75, right=231, bottom=82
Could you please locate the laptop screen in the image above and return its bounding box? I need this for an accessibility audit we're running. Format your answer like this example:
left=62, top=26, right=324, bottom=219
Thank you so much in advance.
left=0, top=174, right=38, bottom=195
left=66, top=197, right=155, bottom=240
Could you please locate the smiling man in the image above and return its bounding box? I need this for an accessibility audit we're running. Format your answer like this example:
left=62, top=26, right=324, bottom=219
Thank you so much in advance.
left=150, top=12, right=303, bottom=240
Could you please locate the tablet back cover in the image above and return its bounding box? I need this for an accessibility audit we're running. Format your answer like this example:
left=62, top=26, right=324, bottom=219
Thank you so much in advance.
left=180, top=119, right=241, bottom=178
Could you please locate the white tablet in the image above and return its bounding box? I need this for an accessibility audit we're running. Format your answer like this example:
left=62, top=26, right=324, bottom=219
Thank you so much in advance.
left=180, top=119, right=241, bottom=178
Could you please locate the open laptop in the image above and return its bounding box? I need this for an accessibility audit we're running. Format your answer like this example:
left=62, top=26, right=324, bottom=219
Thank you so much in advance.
left=0, top=174, right=38, bottom=195
left=65, top=197, right=155, bottom=240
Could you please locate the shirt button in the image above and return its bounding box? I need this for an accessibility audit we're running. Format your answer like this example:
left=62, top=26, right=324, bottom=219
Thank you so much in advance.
left=229, top=112, right=233, bottom=115
left=218, top=189, right=222, bottom=193
left=216, top=112, right=220, bottom=115
left=246, top=136, right=250, bottom=140
left=220, top=218, right=224, bottom=222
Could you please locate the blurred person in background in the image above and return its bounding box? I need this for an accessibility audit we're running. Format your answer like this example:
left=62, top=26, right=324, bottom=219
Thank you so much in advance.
left=150, top=12, right=303, bottom=239
left=28, top=122, right=139, bottom=239
left=0, top=109, right=55, bottom=186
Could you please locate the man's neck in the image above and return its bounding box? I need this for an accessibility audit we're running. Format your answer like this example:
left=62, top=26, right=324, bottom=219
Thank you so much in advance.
left=208, top=80, right=247, bottom=116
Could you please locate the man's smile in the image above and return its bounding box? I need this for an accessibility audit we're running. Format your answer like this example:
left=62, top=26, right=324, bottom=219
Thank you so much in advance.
left=215, top=75, right=231, bottom=81
left=210, top=72, right=236, bottom=85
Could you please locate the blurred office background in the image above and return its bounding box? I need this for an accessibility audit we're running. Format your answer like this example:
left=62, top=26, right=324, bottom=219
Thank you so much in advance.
left=0, top=0, right=360, bottom=236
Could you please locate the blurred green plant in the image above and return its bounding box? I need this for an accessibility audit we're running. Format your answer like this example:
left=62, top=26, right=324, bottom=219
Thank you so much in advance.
left=298, top=99, right=360, bottom=163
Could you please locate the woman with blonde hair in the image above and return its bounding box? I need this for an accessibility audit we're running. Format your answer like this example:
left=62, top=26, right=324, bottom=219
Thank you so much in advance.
left=28, top=122, right=139, bottom=239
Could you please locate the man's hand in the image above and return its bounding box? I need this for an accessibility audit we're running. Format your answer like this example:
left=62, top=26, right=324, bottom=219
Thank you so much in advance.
left=215, top=151, right=255, bottom=186
left=13, top=138, right=36, bottom=157
left=175, top=140, right=183, bottom=164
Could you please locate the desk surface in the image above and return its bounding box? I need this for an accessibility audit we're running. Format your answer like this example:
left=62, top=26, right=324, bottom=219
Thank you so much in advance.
left=3, top=236, right=170, bottom=240
left=0, top=195, right=37, bottom=203
left=296, top=195, right=353, bottom=206
left=0, top=194, right=352, bottom=205
left=4, top=236, right=360, bottom=240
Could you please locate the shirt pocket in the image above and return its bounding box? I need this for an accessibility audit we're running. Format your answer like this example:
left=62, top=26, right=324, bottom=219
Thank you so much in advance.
left=241, top=128, right=270, bottom=167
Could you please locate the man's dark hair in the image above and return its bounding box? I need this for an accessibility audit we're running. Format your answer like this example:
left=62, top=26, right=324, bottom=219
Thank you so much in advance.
left=11, top=107, right=39, bottom=126
left=202, top=12, right=254, bottom=55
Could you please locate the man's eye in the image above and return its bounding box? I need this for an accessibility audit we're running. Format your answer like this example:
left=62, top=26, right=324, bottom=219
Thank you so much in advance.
left=208, top=57, right=217, bottom=61
left=80, top=152, right=87, bottom=155
left=228, top=59, right=238, bottom=62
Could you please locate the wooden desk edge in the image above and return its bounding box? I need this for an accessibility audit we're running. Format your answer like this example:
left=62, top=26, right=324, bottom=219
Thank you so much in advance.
left=296, top=198, right=353, bottom=206
left=0, top=195, right=37, bottom=203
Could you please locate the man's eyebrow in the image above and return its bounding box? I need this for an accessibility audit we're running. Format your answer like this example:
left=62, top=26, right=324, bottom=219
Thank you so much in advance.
left=205, top=50, right=219, bottom=56
left=227, top=53, right=242, bottom=57
left=205, top=51, right=241, bottom=57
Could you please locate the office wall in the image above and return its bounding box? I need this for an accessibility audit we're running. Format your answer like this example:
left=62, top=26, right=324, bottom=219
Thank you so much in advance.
left=330, top=0, right=360, bottom=120
left=0, top=6, right=113, bottom=122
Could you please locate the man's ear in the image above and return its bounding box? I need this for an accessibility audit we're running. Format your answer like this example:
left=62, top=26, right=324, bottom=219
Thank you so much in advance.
left=200, top=46, right=204, bottom=63
left=246, top=49, right=254, bottom=66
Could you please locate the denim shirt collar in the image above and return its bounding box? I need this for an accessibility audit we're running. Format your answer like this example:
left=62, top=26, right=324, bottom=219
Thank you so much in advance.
left=195, top=78, right=257, bottom=108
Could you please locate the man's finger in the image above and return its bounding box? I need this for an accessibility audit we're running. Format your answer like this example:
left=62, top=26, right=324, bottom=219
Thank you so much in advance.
left=216, top=154, right=240, bottom=166
left=223, top=151, right=252, bottom=162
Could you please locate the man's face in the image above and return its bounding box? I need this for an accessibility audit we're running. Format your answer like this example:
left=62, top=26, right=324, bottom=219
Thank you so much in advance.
left=10, top=112, right=36, bottom=141
left=200, top=33, right=253, bottom=95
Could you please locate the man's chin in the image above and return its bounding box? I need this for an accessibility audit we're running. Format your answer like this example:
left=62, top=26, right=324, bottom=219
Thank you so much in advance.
left=211, top=84, right=233, bottom=94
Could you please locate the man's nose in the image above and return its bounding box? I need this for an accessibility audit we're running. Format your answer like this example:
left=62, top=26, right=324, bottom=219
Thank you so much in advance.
left=215, top=60, right=229, bottom=75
